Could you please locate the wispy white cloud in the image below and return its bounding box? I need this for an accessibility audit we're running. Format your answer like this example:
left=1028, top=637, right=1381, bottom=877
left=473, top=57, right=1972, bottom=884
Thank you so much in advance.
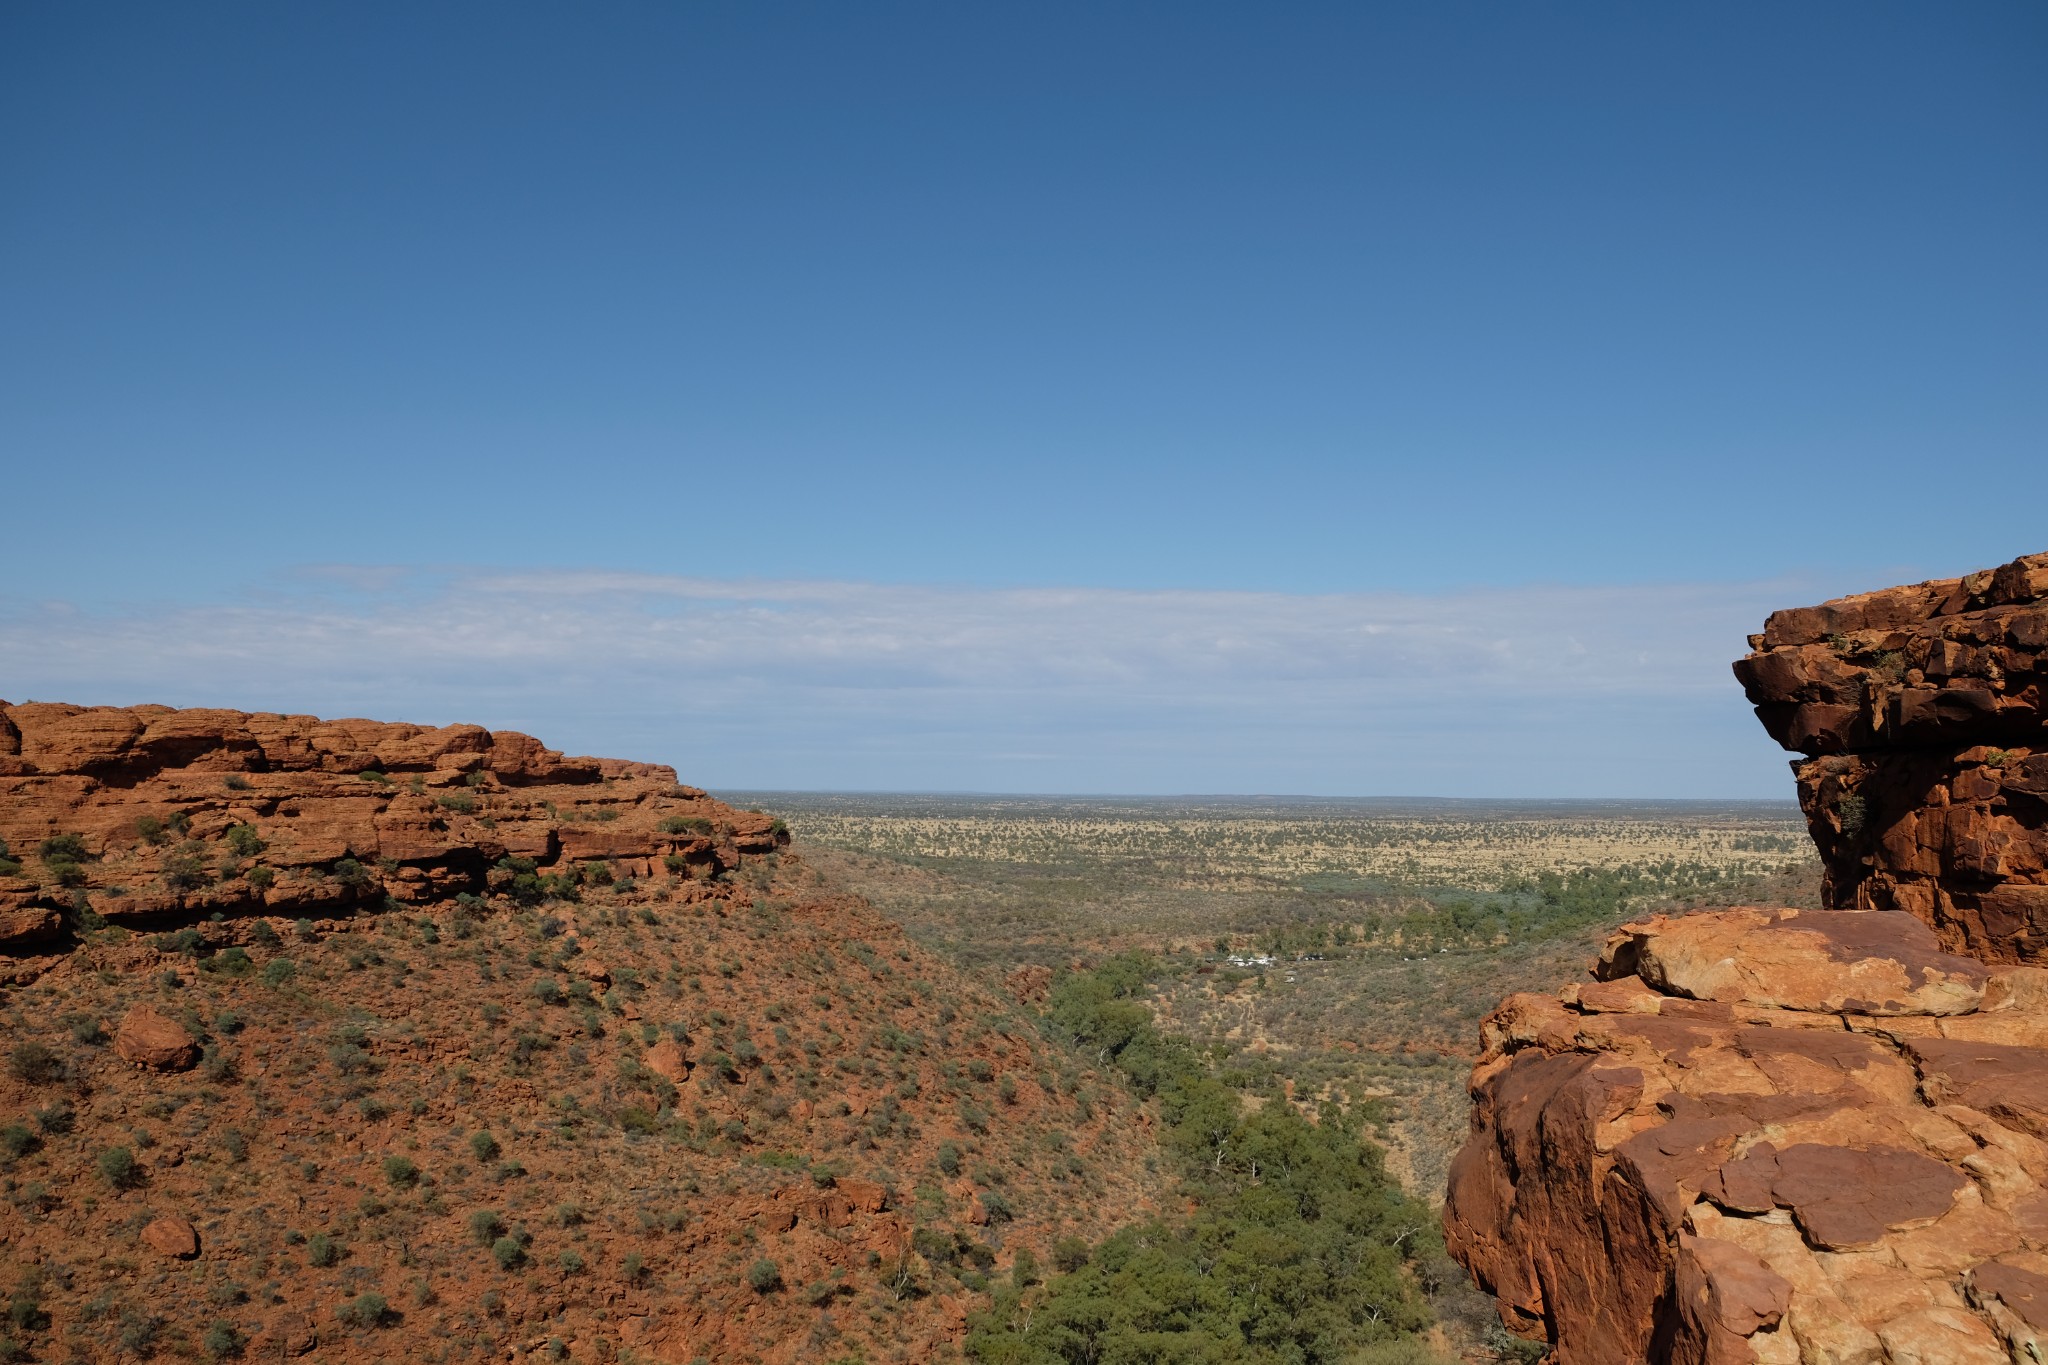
left=0, top=568, right=1819, bottom=795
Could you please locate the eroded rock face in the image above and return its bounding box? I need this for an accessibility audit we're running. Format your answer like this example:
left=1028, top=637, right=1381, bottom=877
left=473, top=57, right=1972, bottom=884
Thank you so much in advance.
left=0, top=702, right=787, bottom=953
left=1444, top=907, right=2048, bottom=1364
left=1734, top=551, right=2048, bottom=959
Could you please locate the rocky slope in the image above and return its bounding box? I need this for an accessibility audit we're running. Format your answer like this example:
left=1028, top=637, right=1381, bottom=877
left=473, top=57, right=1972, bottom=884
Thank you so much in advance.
left=1733, top=551, right=2048, bottom=959
left=0, top=704, right=1163, bottom=1363
left=1447, top=552, right=2048, bottom=1364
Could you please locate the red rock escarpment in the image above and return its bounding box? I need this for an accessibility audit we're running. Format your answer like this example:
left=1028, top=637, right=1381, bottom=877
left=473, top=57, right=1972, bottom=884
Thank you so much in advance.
left=1734, top=551, right=2048, bottom=959
left=1445, top=907, right=2048, bottom=1363
left=1446, top=553, right=2048, bottom=1363
left=0, top=701, right=786, bottom=957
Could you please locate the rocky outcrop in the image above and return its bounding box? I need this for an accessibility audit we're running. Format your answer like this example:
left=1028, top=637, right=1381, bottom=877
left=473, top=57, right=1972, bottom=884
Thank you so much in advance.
left=1446, top=907, right=2048, bottom=1364
left=1447, top=552, right=2048, bottom=1363
left=1734, top=552, right=2048, bottom=959
left=0, top=701, right=787, bottom=953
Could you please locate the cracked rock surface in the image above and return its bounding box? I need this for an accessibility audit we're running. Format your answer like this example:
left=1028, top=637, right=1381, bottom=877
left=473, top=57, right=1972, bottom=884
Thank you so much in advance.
left=1445, top=907, right=2048, bottom=1364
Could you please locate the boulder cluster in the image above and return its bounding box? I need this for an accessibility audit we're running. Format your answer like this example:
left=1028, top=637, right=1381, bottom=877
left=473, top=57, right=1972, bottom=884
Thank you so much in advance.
left=1446, top=551, right=2048, bottom=1364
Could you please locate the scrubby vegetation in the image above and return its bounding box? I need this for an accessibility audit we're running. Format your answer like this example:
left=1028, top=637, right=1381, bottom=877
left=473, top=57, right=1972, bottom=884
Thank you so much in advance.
left=969, top=954, right=1438, bottom=1362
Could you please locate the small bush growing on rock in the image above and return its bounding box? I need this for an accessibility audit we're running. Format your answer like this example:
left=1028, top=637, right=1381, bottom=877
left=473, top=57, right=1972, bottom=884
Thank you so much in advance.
left=8, top=1044, right=63, bottom=1085
left=491, top=1236, right=526, bottom=1270
left=67, top=1015, right=106, bottom=1045
left=558, top=1250, right=584, bottom=1274
left=224, top=824, right=265, bottom=857
left=38, top=834, right=88, bottom=863
left=261, top=958, right=296, bottom=987
left=623, top=1252, right=646, bottom=1283
left=1, top=1123, right=38, bottom=1160
left=435, top=792, right=477, bottom=815
left=468, top=1210, right=506, bottom=1244
left=382, top=1156, right=420, bottom=1189
left=97, top=1146, right=140, bottom=1188
left=135, top=815, right=168, bottom=845
left=746, top=1259, right=782, bottom=1293
left=978, top=1189, right=1014, bottom=1224
left=469, top=1130, right=501, bottom=1163
left=306, top=1233, right=341, bottom=1267
left=335, top=1291, right=387, bottom=1329
left=936, top=1143, right=962, bottom=1176
left=203, top=947, right=254, bottom=977
left=330, top=859, right=375, bottom=894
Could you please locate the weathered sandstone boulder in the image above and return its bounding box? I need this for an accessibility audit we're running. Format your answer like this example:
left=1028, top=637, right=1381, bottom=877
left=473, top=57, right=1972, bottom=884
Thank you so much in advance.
left=1735, top=551, right=2048, bottom=959
left=114, top=1003, right=199, bottom=1071
left=0, top=702, right=786, bottom=953
left=1445, top=907, right=2048, bottom=1364
left=141, top=1214, right=199, bottom=1258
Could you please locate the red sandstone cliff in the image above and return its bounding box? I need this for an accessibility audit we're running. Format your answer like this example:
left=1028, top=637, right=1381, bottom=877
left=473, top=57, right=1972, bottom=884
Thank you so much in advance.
left=1734, top=551, right=2048, bottom=958
left=1445, top=552, right=2048, bottom=1364
left=0, top=701, right=784, bottom=960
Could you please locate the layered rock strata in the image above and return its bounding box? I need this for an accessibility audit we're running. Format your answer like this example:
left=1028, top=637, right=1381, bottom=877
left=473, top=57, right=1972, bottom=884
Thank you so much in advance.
left=1448, top=552, right=2048, bottom=1362
left=1446, top=907, right=2048, bottom=1364
left=0, top=701, right=785, bottom=957
left=1734, top=552, right=2048, bottom=959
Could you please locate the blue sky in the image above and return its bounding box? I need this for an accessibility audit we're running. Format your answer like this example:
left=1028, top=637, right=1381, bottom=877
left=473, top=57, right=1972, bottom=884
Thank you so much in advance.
left=2, top=3, right=2043, bottom=794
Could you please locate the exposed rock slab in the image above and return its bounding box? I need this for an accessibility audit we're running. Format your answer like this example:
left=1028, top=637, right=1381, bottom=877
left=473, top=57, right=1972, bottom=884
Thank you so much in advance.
left=1445, top=907, right=2048, bottom=1364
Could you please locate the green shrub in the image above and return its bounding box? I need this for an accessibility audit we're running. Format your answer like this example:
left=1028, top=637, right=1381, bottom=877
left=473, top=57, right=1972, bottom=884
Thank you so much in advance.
left=558, top=1250, right=584, bottom=1274
left=0, top=1123, right=37, bottom=1160
left=382, top=1156, right=420, bottom=1189
left=224, top=774, right=252, bottom=791
left=97, top=1146, right=140, bottom=1188
left=261, top=958, right=296, bottom=986
left=202, top=1319, right=243, bottom=1358
left=491, top=1236, right=526, bottom=1270
left=162, top=842, right=212, bottom=890
left=334, top=1292, right=387, bottom=1329
left=936, top=1142, right=962, bottom=1177
left=435, top=792, right=477, bottom=815
left=468, top=1209, right=506, bottom=1245
left=204, top=946, right=254, bottom=977
left=746, top=1259, right=782, bottom=1293
left=469, top=1130, right=501, bottom=1163
left=661, top=816, right=713, bottom=835
left=7, top=1042, right=62, bottom=1085
left=330, top=858, right=375, bottom=893
left=224, top=825, right=265, bottom=857
left=306, top=1233, right=340, bottom=1267
left=135, top=815, right=168, bottom=845
left=37, top=834, right=88, bottom=863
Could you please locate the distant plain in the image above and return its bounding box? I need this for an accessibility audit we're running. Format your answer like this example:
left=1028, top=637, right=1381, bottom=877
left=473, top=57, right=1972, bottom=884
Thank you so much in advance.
left=721, top=794, right=1823, bottom=1199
